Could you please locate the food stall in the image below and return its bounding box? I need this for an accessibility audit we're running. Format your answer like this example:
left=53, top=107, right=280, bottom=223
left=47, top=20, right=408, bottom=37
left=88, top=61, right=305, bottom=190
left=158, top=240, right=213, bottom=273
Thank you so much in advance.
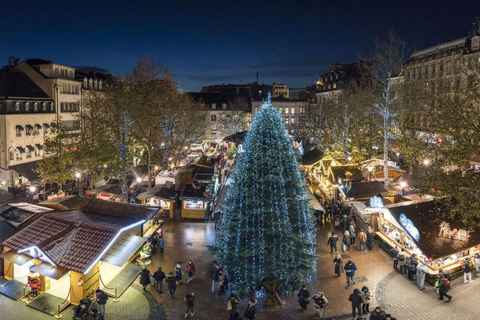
left=179, top=184, right=213, bottom=219
left=371, top=199, right=480, bottom=279
left=86, top=184, right=123, bottom=202
left=136, top=187, right=178, bottom=219
left=0, top=199, right=158, bottom=316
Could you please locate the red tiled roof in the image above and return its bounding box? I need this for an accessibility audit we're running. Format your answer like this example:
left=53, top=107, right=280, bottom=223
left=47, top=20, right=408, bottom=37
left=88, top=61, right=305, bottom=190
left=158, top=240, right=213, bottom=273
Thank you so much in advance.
left=2, top=206, right=145, bottom=273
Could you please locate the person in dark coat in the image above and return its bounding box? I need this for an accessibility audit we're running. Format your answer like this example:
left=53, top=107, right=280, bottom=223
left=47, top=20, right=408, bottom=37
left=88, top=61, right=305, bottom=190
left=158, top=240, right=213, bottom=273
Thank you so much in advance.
left=210, top=263, right=221, bottom=294
left=90, top=308, right=104, bottom=320
left=438, top=274, right=452, bottom=301
left=366, top=227, right=374, bottom=250
left=95, top=289, right=108, bottom=317
left=140, top=268, right=151, bottom=291
left=327, top=232, right=338, bottom=254
left=184, top=293, right=195, bottom=318
left=244, top=298, right=257, bottom=320
left=390, top=246, right=399, bottom=271
left=369, top=306, right=386, bottom=320
left=227, top=293, right=240, bottom=319
left=334, top=254, right=343, bottom=277
left=297, top=285, right=310, bottom=312
left=407, top=254, right=418, bottom=281
left=349, top=288, right=363, bottom=317
left=344, top=260, right=357, bottom=288
left=158, top=236, right=165, bottom=254
left=153, top=266, right=166, bottom=293
left=165, top=272, right=177, bottom=298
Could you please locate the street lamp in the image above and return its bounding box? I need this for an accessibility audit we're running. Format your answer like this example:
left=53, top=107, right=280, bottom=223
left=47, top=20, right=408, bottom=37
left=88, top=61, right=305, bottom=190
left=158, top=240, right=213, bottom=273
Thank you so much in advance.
left=154, top=165, right=159, bottom=171
left=423, top=159, right=430, bottom=166
left=347, top=156, right=352, bottom=162
left=367, top=167, right=373, bottom=181
left=29, top=186, right=36, bottom=193
left=400, top=181, right=407, bottom=196
left=136, top=177, right=142, bottom=184
left=75, top=172, right=81, bottom=179
left=103, top=164, right=108, bottom=169
left=75, top=172, right=81, bottom=196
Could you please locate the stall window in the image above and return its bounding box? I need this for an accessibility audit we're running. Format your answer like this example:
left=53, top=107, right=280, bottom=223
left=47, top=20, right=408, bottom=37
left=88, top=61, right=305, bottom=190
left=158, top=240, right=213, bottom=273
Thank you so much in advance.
left=183, top=200, right=204, bottom=210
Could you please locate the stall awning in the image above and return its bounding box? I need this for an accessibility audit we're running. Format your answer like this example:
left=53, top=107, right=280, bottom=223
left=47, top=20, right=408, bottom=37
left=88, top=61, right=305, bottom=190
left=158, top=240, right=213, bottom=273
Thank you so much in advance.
left=0, top=250, right=32, bottom=266
left=307, top=189, right=325, bottom=211
left=30, top=263, right=68, bottom=280
left=9, top=160, right=40, bottom=181
left=101, top=235, right=145, bottom=267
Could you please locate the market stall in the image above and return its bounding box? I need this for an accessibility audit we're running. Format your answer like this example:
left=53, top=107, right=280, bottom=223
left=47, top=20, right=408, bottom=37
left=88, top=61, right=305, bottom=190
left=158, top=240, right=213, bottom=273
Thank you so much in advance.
left=372, top=199, right=480, bottom=276
left=0, top=199, right=157, bottom=316
left=180, top=184, right=213, bottom=219
left=136, top=187, right=178, bottom=219
left=86, top=184, right=123, bottom=202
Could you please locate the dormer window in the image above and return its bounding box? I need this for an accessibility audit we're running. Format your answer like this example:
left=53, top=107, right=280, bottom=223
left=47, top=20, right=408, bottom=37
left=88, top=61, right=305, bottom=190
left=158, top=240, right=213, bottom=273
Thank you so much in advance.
left=42, top=102, right=47, bottom=111
left=211, top=103, right=216, bottom=109
left=50, top=103, right=54, bottom=111
left=25, top=102, right=30, bottom=111
left=34, top=102, right=38, bottom=111
left=98, top=80, right=102, bottom=90
left=15, top=102, right=20, bottom=111
left=222, top=103, right=227, bottom=110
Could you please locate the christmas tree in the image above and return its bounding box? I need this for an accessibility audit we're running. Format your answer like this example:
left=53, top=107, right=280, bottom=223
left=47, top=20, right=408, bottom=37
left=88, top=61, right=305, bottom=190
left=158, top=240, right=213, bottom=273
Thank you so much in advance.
left=211, top=95, right=317, bottom=297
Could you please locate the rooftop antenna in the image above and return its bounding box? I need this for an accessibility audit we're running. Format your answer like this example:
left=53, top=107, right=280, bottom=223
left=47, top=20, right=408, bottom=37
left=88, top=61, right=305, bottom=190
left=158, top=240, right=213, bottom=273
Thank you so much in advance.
left=256, top=72, right=259, bottom=83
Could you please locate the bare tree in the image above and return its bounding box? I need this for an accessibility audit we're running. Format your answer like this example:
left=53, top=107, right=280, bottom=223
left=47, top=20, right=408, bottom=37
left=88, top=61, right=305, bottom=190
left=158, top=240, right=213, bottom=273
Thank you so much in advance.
left=217, top=97, right=249, bottom=137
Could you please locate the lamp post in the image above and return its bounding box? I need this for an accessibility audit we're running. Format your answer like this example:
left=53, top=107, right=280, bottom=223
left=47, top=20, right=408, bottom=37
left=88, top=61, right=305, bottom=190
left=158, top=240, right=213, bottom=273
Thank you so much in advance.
left=423, top=159, right=430, bottom=166
left=367, top=167, right=373, bottom=181
left=75, top=172, right=81, bottom=196
left=400, top=181, right=407, bottom=196
left=29, top=186, right=36, bottom=203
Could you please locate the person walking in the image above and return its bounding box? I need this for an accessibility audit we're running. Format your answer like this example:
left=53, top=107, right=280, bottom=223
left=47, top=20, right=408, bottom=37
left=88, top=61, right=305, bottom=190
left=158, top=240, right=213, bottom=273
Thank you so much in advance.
left=360, top=286, right=372, bottom=314
left=226, top=293, right=240, bottom=319
left=343, top=230, right=351, bottom=251
left=407, top=254, right=418, bottom=281
left=297, top=285, right=310, bottom=312
left=349, top=224, right=356, bottom=246
left=153, top=266, right=166, bottom=293
left=349, top=288, right=363, bottom=318
left=186, top=261, right=196, bottom=283
left=344, top=260, right=357, bottom=289
left=166, top=272, right=177, bottom=298
left=243, top=298, right=258, bottom=320
left=217, top=270, right=228, bottom=295
left=390, top=246, right=399, bottom=271
left=366, top=227, right=374, bottom=250
left=327, top=232, right=338, bottom=254
left=312, top=292, right=328, bottom=317
left=438, top=274, right=452, bottom=302
left=175, top=263, right=184, bottom=285
left=210, top=263, right=221, bottom=294
left=159, top=236, right=165, bottom=254
left=357, top=229, right=367, bottom=252
left=213, top=211, right=222, bottom=230
left=369, top=306, right=386, bottom=320
left=184, top=293, right=195, bottom=318
left=416, top=262, right=429, bottom=290
left=397, top=248, right=407, bottom=274
left=462, top=257, right=474, bottom=283
left=95, top=289, right=108, bottom=317
left=474, top=252, right=480, bottom=277
left=334, top=254, right=343, bottom=277
left=140, top=268, right=151, bottom=291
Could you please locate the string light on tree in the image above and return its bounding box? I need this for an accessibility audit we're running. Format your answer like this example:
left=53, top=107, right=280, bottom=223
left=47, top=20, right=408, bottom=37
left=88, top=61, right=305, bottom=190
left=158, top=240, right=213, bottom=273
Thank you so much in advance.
left=210, top=94, right=317, bottom=298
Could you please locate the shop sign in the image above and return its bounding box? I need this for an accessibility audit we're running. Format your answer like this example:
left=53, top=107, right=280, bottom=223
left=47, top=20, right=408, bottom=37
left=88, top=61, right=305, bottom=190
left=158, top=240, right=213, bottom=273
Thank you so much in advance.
left=438, top=222, right=470, bottom=241
left=399, top=213, right=420, bottom=242
left=369, top=195, right=383, bottom=208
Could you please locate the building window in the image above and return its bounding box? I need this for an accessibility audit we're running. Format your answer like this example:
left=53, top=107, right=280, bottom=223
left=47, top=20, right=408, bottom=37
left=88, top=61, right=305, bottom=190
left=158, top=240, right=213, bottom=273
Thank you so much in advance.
left=35, top=145, right=41, bottom=157
left=290, top=107, right=295, bottom=114
left=299, top=107, right=305, bottom=114
left=9, top=150, right=14, bottom=161
left=16, top=149, right=22, bottom=161
left=15, top=102, right=20, bottom=111
left=26, top=146, right=33, bottom=159
left=333, top=83, right=337, bottom=89
left=26, top=125, right=33, bottom=136
left=455, top=58, right=460, bottom=74
left=291, top=118, right=295, bottom=125
left=25, top=102, right=30, bottom=111
left=43, top=123, right=50, bottom=133
left=16, top=125, right=24, bottom=137
left=55, top=68, right=59, bottom=75
left=285, top=107, right=289, bottom=114
left=222, top=103, right=227, bottom=110
left=34, top=102, right=38, bottom=111
left=432, top=65, right=436, bottom=76
left=211, top=115, right=216, bottom=121
left=50, top=103, right=54, bottom=111
left=446, top=61, right=452, bottom=75
left=34, top=124, right=42, bottom=135
left=328, top=84, right=331, bottom=90
left=42, top=102, right=47, bottom=111
left=285, top=118, right=289, bottom=125
left=211, top=103, right=216, bottom=109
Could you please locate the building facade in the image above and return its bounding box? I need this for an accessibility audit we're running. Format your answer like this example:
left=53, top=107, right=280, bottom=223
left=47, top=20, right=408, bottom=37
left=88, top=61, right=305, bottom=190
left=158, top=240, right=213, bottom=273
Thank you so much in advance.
left=0, top=72, right=55, bottom=190
left=272, top=83, right=289, bottom=99
left=252, top=96, right=307, bottom=135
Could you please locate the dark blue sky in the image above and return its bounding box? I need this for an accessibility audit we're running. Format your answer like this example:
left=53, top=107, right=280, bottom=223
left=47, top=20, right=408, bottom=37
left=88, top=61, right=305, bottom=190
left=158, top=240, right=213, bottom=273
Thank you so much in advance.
left=1, top=0, right=479, bottom=91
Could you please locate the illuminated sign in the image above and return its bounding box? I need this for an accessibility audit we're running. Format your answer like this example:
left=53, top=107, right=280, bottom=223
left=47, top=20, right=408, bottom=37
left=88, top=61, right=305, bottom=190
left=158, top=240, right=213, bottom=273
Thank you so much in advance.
left=369, top=196, right=384, bottom=208
left=399, top=213, right=420, bottom=242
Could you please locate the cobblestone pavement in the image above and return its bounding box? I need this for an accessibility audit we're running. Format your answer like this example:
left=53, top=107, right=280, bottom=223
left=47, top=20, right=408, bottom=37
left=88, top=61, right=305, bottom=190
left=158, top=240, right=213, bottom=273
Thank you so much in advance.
left=0, top=284, right=162, bottom=320
left=378, top=269, right=480, bottom=320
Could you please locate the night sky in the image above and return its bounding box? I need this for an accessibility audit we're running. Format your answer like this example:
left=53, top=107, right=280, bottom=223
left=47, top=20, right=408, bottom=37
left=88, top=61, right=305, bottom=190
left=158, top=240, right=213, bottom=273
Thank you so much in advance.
left=1, top=0, right=479, bottom=91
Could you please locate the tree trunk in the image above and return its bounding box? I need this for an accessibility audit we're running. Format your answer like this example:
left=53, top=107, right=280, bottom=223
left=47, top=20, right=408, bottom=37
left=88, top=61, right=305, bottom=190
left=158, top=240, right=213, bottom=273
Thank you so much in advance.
left=147, top=148, right=152, bottom=189
left=384, top=117, right=389, bottom=186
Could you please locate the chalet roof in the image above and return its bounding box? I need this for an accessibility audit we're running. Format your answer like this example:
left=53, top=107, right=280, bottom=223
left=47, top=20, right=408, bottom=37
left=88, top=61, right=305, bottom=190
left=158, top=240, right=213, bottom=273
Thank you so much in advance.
left=91, top=184, right=122, bottom=195
left=0, top=203, right=53, bottom=227
left=137, top=187, right=178, bottom=200
left=2, top=204, right=148, bottom=273
left=344, top=181, right=387, bottom=199
left=302, top=147, right=324, bottom=166
left=386, top=200, right=480, bottom=259
left=79, top=198, right=158, bottom=222
left=180, top=184, right=208, bottom=200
